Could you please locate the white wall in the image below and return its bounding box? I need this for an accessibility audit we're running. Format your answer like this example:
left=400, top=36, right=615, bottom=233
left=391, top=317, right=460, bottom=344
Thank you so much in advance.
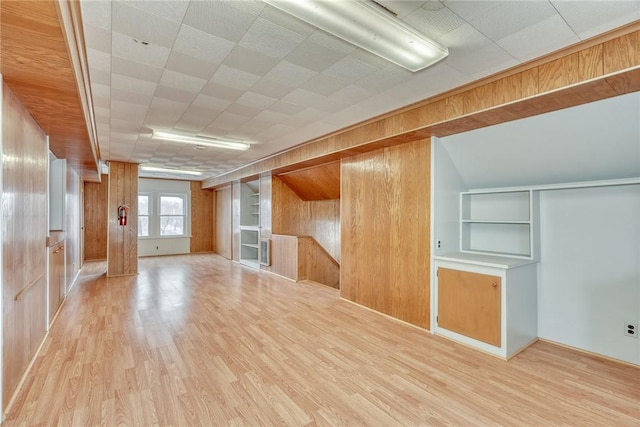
left=538, top=185, right=640, bottom=365
left=138, top=178, right=191, bottom=257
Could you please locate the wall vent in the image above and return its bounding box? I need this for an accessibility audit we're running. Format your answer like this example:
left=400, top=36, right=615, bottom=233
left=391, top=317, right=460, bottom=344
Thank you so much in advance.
left=260, top=238, right=271, bottom=266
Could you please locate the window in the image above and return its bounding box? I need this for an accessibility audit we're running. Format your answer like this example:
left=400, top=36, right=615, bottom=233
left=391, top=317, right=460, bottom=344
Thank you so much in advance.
left=138, top=194, right=150, bottom=237
left=159, top=195, right=185, bottom=236
left=137, top=192, right=189, bottom=238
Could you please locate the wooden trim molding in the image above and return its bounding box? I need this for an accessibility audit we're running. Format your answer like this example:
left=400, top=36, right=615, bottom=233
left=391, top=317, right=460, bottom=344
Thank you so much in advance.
left=203, top=24, right=640, bottom=189
left=14, top=274, right=44, bottom=301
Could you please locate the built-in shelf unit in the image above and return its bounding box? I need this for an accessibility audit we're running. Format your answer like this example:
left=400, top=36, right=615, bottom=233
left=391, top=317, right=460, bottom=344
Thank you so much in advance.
left=460, top=189, right=539, bottom=259
left=239, top=179, right=260, bottom=268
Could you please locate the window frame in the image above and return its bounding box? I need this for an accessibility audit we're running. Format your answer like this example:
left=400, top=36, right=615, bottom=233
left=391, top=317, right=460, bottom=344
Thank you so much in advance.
left=137, top=191, right=190, bottom=239
left=158, top=193, right=188, bottom=237
left=137, top=192, right=151, bottom=238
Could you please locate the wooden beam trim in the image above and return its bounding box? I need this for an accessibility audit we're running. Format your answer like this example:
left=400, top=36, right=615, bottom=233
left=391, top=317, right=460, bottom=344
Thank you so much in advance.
left=202, top=28, right=640, bottom=189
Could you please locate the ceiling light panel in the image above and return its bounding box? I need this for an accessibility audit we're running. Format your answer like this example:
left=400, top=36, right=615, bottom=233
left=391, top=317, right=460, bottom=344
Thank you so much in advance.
left=140, top=166, right=203, bottom=176
left=151, top=130, right=250, bottom=151
left=263, top=0, right=449, bottom=72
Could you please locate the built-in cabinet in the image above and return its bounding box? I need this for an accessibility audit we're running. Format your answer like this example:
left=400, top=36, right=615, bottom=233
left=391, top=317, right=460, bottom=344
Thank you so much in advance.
left=434, top=253, right=538, bottom=359
left=239, top=180, right=260, bottom=268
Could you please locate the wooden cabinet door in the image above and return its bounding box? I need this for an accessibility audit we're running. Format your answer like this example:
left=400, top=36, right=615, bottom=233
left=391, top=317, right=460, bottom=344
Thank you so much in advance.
left=438, top=268, right=501, bottom=347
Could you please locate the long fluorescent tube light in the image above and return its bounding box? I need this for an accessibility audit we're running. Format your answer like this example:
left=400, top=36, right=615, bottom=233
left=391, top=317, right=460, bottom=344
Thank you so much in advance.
left=140, top=166, right=203, bottom=176
left=151, top=130, right=250, bottom=151
left=263, top=0, right=448, bottom=72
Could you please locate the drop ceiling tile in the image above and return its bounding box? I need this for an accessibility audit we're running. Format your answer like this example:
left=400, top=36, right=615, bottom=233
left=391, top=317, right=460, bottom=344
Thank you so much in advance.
left=285, top=40, right=348, bottom=72
left=299, top=74, right=346, bottom=97
left=200, top=81, right=244, bottom=102
left=269, top=101, right=304, bottom=115
left=259, top=123, right=297, bottom=140
left=210, top=65, right=261, bottom=91
left=281, top=88, right=326, bottom=109
left=207, top=111, right=252, bottom=130
left=239, top=17, right=306, bottom=59
left=223, top=45, right=280, bottom=76
left=90, top=68, right=112, bottom=86
left=158, top=70, right=207, bottom=93
left=445, top=40, right=517, bottom=77
left=84, top=24, right=111, bottom=53
left=252, top=109, right=292, bottom=124
left=112, top=56, right=163, bottom=83
left=353, top=67, right=412, bottom=93
left=149, top=97, right=190, bottom=115
left=443, top=1, right=503, bottom=22
left=183, top=1, right=261, bottom=43
left=551, top=1, right=640, bottom=39
left=112, top=1, right=180, bottom=48
left=121, top=0, right=189, bottom=23
left=497, top=15, right=580, bottom=63
left=263, top=61, right=317, bottom=87
left=112, top=31, right=171, bottom=68
left=324, top=56, right=379, bottom=84
left=110, top=119, right=143, bottom=133
left=191, top=94, right=233, bottom=112
left=404, top=2, right=466, bottom=40
left=306, top=31, right=357, bottom=55
left=225, top=103, right=262, bottom=118
left=469, top=1, right=558, bottom=42
left=111, top=100, right=148, bottom=121
left=111, top=88, right=154, bottom=106
left=154, top=86, right=198, bottom=104
left=91, top=82, right=111, bottom=101
left=173, top=25, right=235, bottom=65
left=164, top=51, right=218, bottom=81
left=87, top=48, right=111, bottom=73
left=235, top=91, right=278, bottom=110
left=260, top=5, right=317, bottom=37
left=80, top=0, right=111, bottom=31
left=173, top=117, right=209, bottom=134
left=111, top=74, right=158, bottom=96
left=250, top=78, right=295, bottom=99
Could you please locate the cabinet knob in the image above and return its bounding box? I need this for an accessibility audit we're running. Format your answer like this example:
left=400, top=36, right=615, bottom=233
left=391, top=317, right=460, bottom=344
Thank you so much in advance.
left=492, top=282, right=497, bottom=288
left=59, top=245, right=64, bottom=251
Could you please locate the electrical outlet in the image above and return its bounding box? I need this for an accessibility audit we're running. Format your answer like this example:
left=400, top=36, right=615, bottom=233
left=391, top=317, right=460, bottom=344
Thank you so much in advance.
left=624, top=321, right=638, bottom=338
left=437, top=240, right=441, bottom=249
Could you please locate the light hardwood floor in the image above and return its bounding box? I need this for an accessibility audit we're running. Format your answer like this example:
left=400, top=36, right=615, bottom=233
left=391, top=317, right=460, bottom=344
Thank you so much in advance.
left=5, top=254, right=639, bottom=426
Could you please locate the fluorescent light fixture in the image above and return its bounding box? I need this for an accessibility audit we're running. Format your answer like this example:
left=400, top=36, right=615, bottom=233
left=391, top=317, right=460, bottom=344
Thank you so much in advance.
left=140, top=166, right=203, bottom=176
left=151, top=130, right=249, bottom=151
left=263, top=0, right=448, bottom=72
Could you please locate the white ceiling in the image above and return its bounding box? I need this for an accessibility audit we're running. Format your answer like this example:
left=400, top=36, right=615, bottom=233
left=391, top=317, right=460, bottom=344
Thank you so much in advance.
left=441, top=92, right=640, bottom=189
left=79, top=0, right=640, bottom=180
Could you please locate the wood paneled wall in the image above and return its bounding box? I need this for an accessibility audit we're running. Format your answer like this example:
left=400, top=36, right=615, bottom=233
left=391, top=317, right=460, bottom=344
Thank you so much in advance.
left=341, top=139, right=430, bottom=329
left=83, top=175, right=108, bottom=260
left=190, top=182, right=213, bottom=253
left=266, top=234, right=299, bottom=280
left=2, top=82, right=49, bottom=411
left=278, top=161, right=340, bottom=201
left=215, top=186, right=232, bottom=260
left=298, top=237, right=340, bottom=288
left=107, top=162, right=138, bottom=276
left=271, top=177, right=341, bottom=262
left=203, top=25, right=640, bottom=189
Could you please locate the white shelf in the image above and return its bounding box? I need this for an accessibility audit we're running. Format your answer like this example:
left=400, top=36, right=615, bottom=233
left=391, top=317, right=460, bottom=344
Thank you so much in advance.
left=241, top=243, right=259, bottom=249
left=460, top=190, right=538, bottom=259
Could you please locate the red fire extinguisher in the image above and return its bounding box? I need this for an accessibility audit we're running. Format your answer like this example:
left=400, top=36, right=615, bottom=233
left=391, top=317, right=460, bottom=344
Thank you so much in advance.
left=118, top=205, right=129, bottom=226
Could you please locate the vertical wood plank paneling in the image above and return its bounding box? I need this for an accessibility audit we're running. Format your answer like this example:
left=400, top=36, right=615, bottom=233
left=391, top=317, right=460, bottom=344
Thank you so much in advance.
left=277, top=162, right=340, bottom=201
left=215, top=186, right=232, bottom=260
left=341, top=139, right=430, bottom=329
left=538, top=53, right=580, bottom=93
left=520, top=68, right=539, bottom=98
left=298, top=236, right=340, bottom=288
left=107, top=162, right=138, bottom=276
left=446, top=94, right=464, bottom=119
left=463, top=83, right=495, bottom=114
left=83, top=175, right=108, bottom=260
left=2, top=82, right=48, bottom=411
left=494, top=74, right=523, bottom=105
left=231, top=181, right=241, bottom=262
left=603, top=31, right=640, bottom=74
left=190, top=182, right=213, bottom=253
left=265, top=234, right=299, bottom=280
left=579, top=44, right=604, bottom=81
left=308, top=200, right=341, bottom=262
